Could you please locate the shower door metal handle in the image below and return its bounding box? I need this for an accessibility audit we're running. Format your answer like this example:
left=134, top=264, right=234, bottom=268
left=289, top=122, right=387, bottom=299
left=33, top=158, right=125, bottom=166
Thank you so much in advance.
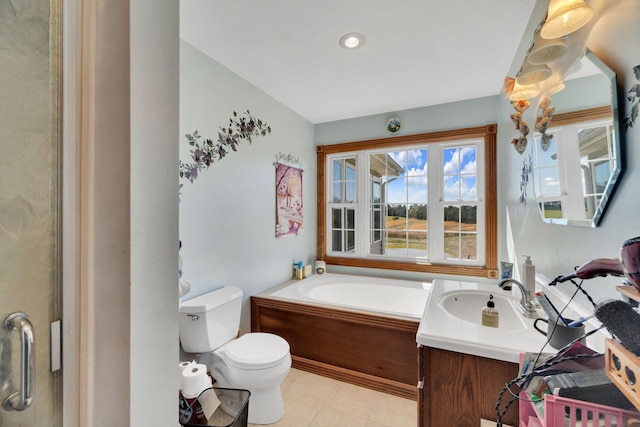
left=3, top=312, right=34, bottom=411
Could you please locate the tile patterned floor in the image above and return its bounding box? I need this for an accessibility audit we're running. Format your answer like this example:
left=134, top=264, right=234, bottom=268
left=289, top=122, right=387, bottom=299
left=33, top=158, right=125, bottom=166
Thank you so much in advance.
left=248, top=368, right=417, bottom=427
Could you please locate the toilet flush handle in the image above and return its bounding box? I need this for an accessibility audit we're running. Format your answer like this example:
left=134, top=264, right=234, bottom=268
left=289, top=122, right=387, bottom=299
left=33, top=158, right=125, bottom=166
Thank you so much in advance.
left=186, top=314, right=200, bottom=321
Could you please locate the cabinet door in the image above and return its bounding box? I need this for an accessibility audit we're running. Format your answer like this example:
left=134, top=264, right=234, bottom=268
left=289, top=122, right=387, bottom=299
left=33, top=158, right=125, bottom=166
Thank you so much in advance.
left=421, top=347, right=518, bottom=426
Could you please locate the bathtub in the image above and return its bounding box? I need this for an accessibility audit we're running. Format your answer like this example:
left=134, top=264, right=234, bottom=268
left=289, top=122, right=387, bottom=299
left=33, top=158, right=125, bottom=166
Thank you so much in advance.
left=269, top=273, right=431, bottom=319
left=251, top=273, right=432, bottom=400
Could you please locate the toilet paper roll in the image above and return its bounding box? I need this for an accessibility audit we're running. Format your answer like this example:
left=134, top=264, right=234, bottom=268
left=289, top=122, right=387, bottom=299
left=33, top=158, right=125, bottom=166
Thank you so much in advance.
left=181, top=363, right=210, bottom=398
left=178, top=361, right=195, bottom=388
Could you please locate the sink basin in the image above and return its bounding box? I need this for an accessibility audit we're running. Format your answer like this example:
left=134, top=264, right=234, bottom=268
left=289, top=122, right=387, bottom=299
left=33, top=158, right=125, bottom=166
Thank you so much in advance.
left=436, top=290, right=527, bottom=330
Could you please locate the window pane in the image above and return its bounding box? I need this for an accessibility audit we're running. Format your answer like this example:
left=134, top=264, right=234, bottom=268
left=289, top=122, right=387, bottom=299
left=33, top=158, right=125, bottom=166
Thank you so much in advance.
left=540, top=201, right=562, bottom=219
left=443, top=176, right=459, bottom=202
left=372, top=181, right=381, bottom=204
left=461, top=205, right=477, bottom=230
left=444, top=233, right=460, bottom=259
left=536, top=136, right=557, bottom=167
left=406, top=149, right=428, bottom=176
left=346, top=163, right=356, bottom=180
left=333, top=183, right=342, bottom=203
left=346, top=181, right=356, bottom=203
left=407, top=177, right=427, bottom=203
left=443, top=148, right=460, bottom=174
left=537, top=168, right=560, bottom=197
left=461, top=233, right=477, bottom=260
left=346, top=208, right=355, bottom=229
left=408, top=204, right=428, bottom=229
left=592, top=160, right=611, bottom=193
left=346, top=231, right=355, bottom=252
left=460, top=147, right=477, bottom=174
left=331, top=157, right=356, bottom=204
left=443, top=204, right=477, bottom=260
left=373, top=211, right=381, bottom=229
left=443, top=205, right=459, bottom=230
left=332, top=230, right=342, bottom=251
left=388, top=206, right=407, bottom=226
left=333, top=160, right=343, bottom=180
left=533, top=136, right=560, bottom=198
left=584, top=196, right=598, bottom=219
left=332, top=208, right=342, bottom=228
left=386, top=228, right=407, bottom=257
left=386, top=176, right=405, bottom=204
left=407, top=231, right=428, bottom=257
left=443, top=146, right=477, bottom=202
left=460, top=176, right=477, bottom=201
left=387, top=150, right=407, bottom=173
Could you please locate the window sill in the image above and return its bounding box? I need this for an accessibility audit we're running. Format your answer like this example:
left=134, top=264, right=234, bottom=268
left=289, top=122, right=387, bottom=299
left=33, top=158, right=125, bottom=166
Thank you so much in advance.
left=323, top=256, right=498, bottom=279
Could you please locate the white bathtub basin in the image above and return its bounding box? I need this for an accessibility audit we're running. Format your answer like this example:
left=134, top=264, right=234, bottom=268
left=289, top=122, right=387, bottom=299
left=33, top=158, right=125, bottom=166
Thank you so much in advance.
left=437, top=290, right=526, bottom=330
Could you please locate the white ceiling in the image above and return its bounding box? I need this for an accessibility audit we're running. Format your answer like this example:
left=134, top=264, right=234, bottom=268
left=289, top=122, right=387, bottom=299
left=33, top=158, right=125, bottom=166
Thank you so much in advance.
left=180, top=0, right=537, bottom=124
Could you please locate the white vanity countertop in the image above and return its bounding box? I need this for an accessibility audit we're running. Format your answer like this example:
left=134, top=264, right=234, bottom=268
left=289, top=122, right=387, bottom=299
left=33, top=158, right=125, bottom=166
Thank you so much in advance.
left=416, top=279, right=606, bottom=364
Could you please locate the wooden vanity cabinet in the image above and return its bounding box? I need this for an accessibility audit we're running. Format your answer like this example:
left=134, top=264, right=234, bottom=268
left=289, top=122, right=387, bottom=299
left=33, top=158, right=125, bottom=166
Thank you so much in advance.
left=418, top=346, right=519, bottom=426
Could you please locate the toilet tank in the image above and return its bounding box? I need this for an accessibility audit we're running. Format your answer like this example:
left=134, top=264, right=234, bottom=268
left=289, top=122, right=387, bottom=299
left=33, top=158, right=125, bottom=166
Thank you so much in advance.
left=179, top=286, right=243, bottom=353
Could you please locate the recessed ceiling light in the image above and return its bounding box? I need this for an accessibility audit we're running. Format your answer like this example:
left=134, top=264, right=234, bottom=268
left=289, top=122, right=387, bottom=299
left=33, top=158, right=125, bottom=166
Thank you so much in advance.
left=339, top=33, right=365, bottom=49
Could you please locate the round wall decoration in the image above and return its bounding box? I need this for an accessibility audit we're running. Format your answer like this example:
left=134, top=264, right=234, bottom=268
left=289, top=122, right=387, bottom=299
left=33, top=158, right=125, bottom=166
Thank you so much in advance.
left=386, top=117, right=401, bottom=134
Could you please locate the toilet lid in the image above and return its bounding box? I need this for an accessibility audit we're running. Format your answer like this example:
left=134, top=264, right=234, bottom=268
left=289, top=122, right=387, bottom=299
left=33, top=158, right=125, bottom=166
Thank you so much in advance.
left=225, top=333, right=290, bottom=369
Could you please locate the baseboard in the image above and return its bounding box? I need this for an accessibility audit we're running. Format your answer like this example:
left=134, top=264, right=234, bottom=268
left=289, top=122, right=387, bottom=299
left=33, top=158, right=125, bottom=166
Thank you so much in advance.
left=291, top=355, right=418, bottom=401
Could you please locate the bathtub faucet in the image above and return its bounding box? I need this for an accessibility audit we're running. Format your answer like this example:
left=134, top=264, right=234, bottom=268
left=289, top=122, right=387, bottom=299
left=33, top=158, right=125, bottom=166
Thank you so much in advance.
left=498, top=279, right=538, bottom=318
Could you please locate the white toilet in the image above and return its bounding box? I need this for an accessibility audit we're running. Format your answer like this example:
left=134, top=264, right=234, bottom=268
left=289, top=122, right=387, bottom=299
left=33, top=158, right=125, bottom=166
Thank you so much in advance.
left=179, top=286, right=291, bottom=425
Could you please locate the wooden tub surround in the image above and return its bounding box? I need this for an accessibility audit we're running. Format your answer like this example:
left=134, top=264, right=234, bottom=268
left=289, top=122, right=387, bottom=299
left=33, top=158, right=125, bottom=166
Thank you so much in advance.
left=250, top=295, right=419, bottom=401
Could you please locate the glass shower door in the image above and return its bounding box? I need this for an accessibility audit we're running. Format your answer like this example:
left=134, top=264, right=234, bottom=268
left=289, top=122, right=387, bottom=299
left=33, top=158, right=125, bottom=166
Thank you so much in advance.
left=0, top=0, right=63, bottom=425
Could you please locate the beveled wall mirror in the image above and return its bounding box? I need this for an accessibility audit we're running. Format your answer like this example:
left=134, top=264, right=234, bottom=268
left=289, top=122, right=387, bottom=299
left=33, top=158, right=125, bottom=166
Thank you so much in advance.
left=531, top=49, right=622, bottom=227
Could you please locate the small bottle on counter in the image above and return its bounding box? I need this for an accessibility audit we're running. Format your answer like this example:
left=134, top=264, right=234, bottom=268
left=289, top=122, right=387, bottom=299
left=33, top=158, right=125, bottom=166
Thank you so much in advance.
left=523, top=255, right=536, bottom=296
left=482, top=294, right=499, bottom=328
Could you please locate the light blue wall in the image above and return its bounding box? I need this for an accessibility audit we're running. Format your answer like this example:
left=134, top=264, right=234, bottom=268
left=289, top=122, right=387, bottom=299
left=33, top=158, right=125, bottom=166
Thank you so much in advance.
left=179, top=40, right=316, bottom=332
left=315, top=96, right=501, bottom=145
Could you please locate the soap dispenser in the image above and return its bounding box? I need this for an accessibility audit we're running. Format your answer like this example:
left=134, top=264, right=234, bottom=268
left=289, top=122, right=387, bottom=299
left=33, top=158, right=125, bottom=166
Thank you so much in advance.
left=523, top=255, right=536, bottom=296
left=482, top=294, right=499, bottom=328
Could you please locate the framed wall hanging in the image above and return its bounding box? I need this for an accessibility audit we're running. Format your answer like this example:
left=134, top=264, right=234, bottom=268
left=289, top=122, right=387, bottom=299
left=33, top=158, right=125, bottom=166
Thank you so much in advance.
left=274, top=154, right=304, bottom=238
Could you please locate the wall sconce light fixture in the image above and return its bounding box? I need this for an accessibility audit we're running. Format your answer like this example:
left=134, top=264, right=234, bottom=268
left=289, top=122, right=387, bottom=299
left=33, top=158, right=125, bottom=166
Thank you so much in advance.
left=527, top=33, right=568, bottom=65
left=508, top=81, right=540, bottom=102
left=517, top=60, right=553, bottom=86
left=540, top=0, right=594, bottom=39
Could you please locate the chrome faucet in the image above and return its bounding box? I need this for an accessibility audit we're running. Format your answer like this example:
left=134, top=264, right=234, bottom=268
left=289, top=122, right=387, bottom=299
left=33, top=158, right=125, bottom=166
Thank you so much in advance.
left=498, top=278, right=539, bottom=318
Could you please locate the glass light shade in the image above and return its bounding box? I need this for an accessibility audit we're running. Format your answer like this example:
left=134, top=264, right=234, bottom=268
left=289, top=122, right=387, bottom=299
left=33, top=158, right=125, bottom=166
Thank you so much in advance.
left=549, top=80, right=566, bottom=94
left=516, top=61, right=552, bottom=85
left=509, top=82, right=540, bottom=101
left=541, top=0, right=594, bottom=39
left=527, top=35, right=568, bottom=65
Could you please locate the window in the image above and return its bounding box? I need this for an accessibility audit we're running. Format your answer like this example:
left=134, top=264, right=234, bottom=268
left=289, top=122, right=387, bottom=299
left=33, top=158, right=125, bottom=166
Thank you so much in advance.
left=317, top=125, right=498, bottom=279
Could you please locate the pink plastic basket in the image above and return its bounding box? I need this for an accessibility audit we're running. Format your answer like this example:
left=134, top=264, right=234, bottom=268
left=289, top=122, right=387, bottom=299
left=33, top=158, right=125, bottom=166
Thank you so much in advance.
left=543, top=394, right=639, bottom=427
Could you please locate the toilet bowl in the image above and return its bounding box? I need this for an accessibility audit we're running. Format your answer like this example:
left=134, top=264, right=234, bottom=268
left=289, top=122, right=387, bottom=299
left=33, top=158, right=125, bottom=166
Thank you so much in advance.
left=179, top=286, right=291, bottom=425
left=205, top=333, right=291, bottom=424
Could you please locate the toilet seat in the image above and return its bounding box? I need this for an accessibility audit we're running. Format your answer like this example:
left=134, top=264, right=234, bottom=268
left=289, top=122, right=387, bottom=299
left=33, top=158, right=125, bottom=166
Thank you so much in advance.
left=224, top=333, right=290, bottom=370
